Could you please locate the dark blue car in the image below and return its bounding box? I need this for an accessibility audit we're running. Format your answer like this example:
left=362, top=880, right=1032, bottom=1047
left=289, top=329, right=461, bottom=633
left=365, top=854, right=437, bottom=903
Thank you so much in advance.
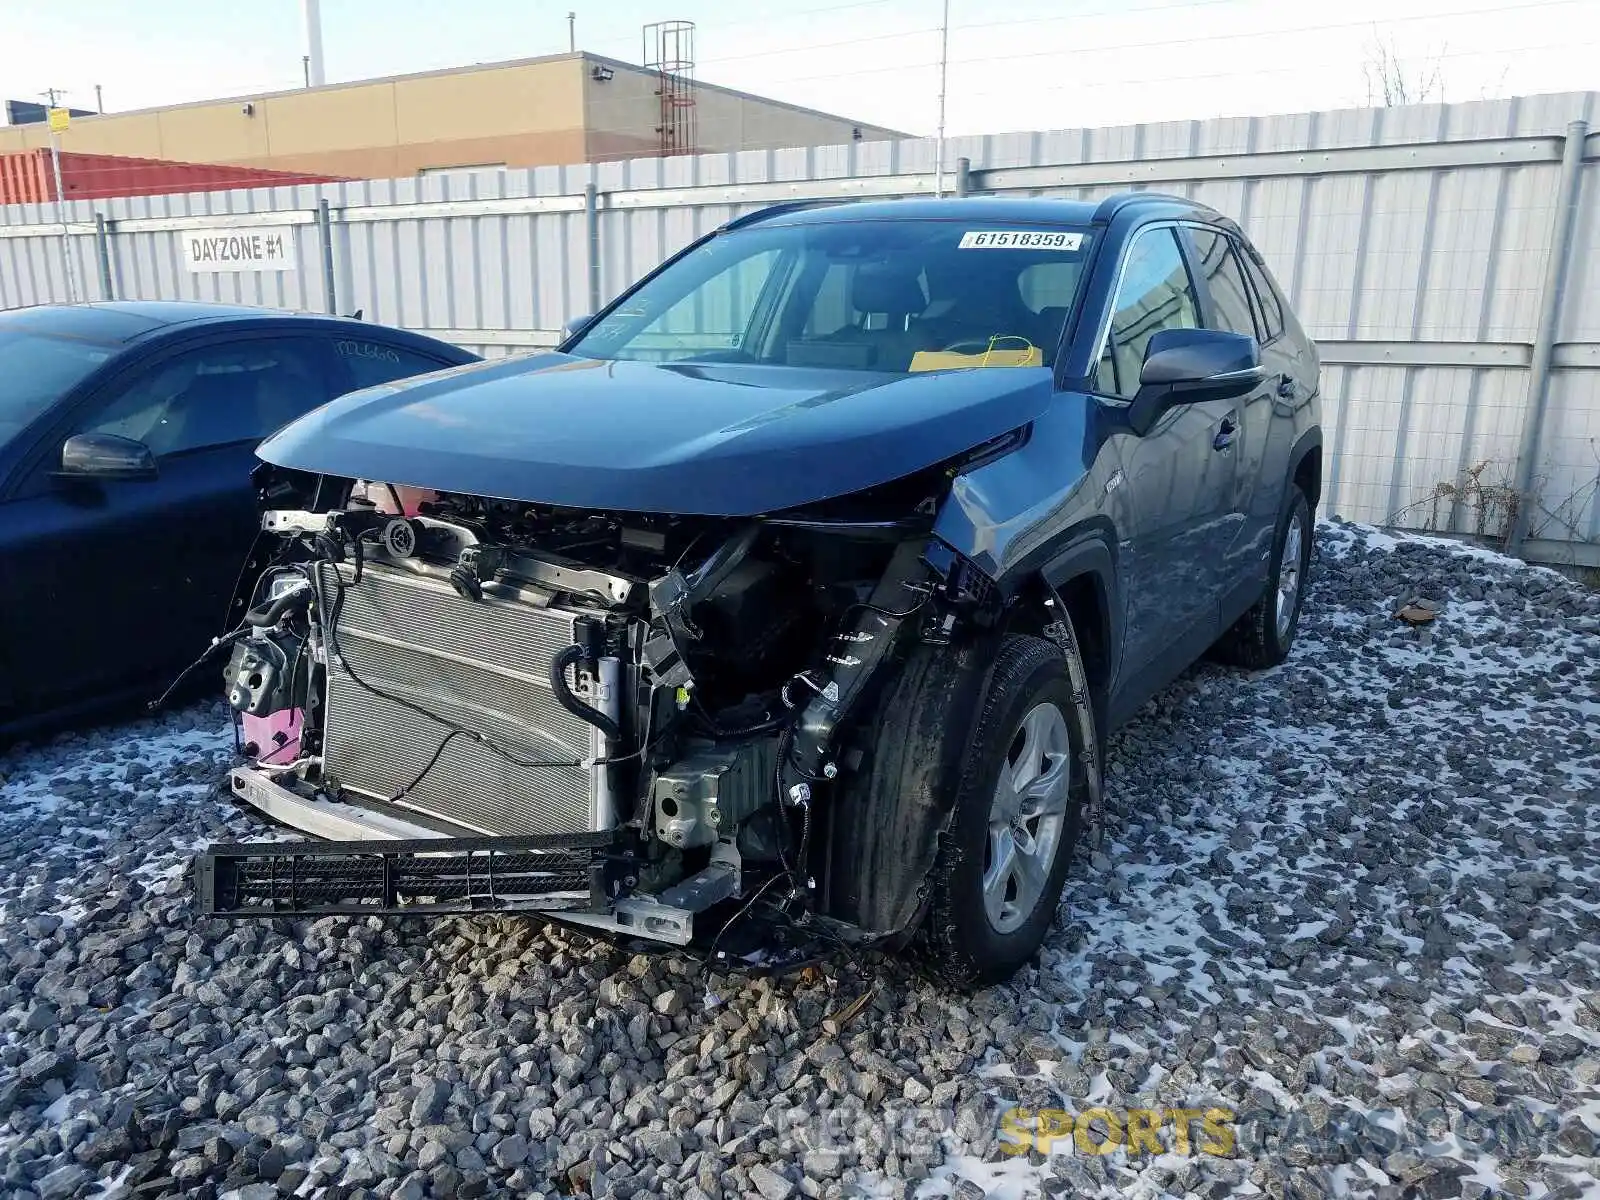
left=0, top=302, right=476, bottom=739
left=199, top=195, right=1321, bottom=986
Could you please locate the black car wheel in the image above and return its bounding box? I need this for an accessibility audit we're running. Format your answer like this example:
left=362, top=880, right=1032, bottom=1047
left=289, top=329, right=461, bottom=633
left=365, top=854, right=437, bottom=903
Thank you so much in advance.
left=829, top=630, right=1097, bottom=987
left=1214, top=485, right=1313, bottom=669
left=848, top=632, right=1088, bottom=987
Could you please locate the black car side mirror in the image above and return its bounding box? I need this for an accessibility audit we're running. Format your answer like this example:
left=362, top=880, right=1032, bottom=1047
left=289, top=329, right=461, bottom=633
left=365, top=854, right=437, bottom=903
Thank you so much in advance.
left=562, top=314, right=595, bottom=341
left=56, top=432, right=159, bottom=483
left=1128, top=328, right=1264, bottom=436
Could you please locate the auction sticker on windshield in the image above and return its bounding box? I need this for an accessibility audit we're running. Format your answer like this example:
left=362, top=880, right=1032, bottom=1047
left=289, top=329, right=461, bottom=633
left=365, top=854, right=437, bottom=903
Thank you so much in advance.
left=959, top=230, right=1084, bottom=250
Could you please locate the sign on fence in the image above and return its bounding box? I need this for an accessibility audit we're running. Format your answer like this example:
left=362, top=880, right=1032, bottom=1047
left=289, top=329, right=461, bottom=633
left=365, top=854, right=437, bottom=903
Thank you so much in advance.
left=182, top=228, right=296, bottom=273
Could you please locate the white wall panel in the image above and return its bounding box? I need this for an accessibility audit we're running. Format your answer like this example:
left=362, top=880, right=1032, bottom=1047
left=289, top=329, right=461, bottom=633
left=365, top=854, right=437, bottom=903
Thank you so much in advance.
left=2, top=91, right=1596, bottom=558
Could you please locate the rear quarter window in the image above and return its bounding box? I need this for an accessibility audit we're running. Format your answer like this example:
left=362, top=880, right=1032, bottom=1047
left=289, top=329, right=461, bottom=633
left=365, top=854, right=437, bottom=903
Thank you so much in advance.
left=1238, top=245, right=1286, bottom=342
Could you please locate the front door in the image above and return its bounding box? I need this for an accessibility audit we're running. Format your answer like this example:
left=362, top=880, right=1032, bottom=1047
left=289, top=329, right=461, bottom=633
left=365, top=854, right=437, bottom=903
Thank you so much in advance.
left=1091, top=225, right=1238, bottom=681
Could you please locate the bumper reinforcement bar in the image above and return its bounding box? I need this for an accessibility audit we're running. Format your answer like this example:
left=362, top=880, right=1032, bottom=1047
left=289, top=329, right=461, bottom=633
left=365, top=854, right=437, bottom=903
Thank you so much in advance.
left=195, top=831, right=625, bottom=918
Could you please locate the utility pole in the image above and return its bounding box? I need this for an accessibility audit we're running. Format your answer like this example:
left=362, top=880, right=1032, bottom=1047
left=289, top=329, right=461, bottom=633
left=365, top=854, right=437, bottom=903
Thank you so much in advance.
left=302, top=0, right=326, bottom=86
left=568, top=12, right=577, bottom=53
left=94, top=84, right=103, bottom=113
left=934, top=0, right=950, bottom=197
left=40, top=88, right=80, bottom=303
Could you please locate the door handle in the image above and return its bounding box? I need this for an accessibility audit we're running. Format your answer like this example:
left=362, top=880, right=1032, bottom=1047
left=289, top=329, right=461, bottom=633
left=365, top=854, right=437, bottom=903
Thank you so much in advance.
left=1213, top=415, right=1237, bottom=451
left=1277, top=375, right=1298, bottom=400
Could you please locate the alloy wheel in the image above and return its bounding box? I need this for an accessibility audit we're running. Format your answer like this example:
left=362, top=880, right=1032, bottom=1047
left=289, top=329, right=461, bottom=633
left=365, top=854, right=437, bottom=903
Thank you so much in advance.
left=1276, top=510, right=1305, bottom=639
left=983, top=701, right=1072, bottom=934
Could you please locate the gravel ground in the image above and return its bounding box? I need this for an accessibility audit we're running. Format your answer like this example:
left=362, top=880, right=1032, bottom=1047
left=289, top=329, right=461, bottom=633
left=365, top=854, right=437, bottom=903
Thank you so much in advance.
left=1, top=521, right=1597, bottom=1200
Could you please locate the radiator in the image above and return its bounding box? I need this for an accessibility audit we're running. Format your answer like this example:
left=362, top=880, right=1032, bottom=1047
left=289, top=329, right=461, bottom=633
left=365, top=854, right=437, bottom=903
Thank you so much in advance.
left=316, top=561, right=612, bottom=836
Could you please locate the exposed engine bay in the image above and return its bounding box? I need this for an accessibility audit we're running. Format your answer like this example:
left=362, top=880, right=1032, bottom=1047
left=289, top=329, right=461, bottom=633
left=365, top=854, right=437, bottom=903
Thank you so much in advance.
left=199, top=464, right=1005, bottom=964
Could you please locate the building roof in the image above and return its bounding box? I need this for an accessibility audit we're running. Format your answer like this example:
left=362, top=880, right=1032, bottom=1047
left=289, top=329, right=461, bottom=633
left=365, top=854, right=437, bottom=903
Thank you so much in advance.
left=7, top=51, right=907, bottom=139
left=583, top=54, right=908, bottom=139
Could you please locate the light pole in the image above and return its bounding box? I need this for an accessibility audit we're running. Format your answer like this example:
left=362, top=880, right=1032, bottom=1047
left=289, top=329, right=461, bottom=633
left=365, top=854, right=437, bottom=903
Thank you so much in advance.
left=41, top=89, right=80, bottom=303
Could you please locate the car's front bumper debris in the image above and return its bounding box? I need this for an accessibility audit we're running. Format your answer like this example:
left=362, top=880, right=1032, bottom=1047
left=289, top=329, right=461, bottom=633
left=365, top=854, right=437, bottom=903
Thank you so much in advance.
left=195, top=831, right=623, bottom=918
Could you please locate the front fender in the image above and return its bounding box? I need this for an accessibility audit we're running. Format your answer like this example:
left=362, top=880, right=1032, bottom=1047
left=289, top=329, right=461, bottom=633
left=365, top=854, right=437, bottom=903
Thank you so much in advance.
left=932, top=393, right=1120, bottom=587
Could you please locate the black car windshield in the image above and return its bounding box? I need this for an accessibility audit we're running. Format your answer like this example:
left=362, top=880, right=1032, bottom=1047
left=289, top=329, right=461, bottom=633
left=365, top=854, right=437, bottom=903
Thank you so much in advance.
left=0, top=331, right=115, bottom=449
left=568, top=219, right=1095, bottom=373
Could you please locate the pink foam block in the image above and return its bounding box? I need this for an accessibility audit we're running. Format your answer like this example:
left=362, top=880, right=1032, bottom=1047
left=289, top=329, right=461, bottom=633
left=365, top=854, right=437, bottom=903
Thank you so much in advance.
left=242, top=707, right=304, bottom=764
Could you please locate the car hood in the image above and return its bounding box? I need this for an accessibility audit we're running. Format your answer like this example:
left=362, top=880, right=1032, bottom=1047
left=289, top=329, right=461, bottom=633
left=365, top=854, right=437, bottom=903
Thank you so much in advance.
left=257, top=353, right=1056, bottom=516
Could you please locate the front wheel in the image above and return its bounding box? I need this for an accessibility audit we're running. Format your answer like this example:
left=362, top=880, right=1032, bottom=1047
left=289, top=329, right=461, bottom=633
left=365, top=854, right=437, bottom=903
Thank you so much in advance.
left=918, top=634, right=1093, bottom=986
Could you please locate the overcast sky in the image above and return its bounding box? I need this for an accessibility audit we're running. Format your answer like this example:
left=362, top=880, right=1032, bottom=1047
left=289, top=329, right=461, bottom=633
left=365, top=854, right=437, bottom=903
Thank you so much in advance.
left=1, top=0, right=1596, bottom=136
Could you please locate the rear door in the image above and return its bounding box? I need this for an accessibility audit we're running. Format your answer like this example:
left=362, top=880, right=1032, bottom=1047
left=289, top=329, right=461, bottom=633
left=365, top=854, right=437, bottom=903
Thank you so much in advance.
left=1239, top=235, right=1317, bottom=443
left=1092, top=225, right=1238, bottom=677
left=0, top=332, right=342, bottom=717
left=1183, top=225, right=1277, bottom=605
left=1238, top=237, right=1314, bottom=607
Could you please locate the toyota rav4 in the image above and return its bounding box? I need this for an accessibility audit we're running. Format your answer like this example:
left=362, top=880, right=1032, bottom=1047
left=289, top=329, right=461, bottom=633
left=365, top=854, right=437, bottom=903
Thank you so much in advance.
left=196, top=194, right=1321, bottom=986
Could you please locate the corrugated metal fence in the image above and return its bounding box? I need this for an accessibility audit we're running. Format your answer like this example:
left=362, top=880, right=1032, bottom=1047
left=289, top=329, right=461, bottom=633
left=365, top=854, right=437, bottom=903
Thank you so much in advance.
left=3, top=91, right=1598, bottom=565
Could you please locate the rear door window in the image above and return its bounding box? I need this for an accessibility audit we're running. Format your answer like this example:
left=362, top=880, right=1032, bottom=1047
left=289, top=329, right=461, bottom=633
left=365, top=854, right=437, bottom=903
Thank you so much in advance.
left=1187, top=228, right=1260, bottom=340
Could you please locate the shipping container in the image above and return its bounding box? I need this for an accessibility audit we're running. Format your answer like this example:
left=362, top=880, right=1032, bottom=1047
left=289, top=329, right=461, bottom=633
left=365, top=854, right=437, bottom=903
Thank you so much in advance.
left=0, top=150, right=342, bottom=205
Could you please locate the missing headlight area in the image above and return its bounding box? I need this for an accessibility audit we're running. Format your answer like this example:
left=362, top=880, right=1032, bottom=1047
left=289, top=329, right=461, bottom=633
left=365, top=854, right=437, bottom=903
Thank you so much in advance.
left=203, top=467, right=1005, bottom=972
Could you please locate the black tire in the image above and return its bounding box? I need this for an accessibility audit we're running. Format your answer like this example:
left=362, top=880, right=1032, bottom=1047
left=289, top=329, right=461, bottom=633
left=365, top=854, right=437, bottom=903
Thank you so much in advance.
left=920, top=634, right=1093, bottom=987
left=832, top=630, right=1094, bottom=987
left=1213, top=486, right=1313, bottom=669
left=827, top=628, right=1100, bottom=987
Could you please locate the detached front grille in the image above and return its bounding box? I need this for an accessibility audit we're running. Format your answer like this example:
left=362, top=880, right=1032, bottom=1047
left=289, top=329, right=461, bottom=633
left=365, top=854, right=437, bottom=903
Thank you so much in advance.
left=196, top=832, right=618, bottom=917
left=318, top=561, right=603, bottom=836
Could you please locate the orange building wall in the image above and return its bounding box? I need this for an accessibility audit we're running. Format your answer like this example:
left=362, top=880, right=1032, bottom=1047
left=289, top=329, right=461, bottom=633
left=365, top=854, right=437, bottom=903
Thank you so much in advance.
left=0, top=54, right=904, bottom=179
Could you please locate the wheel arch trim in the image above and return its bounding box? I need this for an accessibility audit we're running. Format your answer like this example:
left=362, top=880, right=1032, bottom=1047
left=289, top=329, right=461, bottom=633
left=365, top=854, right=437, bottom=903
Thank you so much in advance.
left=1032, top=525, right=1123, bottom=703
left=1287, top=425, right=1324, bottom=510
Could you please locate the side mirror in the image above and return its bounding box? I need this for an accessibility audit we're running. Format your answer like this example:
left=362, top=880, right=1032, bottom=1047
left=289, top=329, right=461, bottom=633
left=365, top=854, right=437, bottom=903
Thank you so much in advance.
left=56, top=432, right=158, bottom=483
left=1128, top=328, right=1263, bottom=436
left=562, top=313, right=595, bottom=341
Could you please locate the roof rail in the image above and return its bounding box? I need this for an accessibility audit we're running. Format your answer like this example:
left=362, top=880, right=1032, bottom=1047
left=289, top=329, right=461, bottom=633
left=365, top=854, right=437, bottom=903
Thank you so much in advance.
left=718, top=199, right=849, bottom=232
left=1091, top=191, right=1216, bottom=223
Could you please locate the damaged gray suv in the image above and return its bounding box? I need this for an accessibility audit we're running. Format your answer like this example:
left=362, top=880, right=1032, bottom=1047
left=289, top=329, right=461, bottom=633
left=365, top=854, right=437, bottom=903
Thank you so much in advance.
left=196, top=194, right=1321, bottom=986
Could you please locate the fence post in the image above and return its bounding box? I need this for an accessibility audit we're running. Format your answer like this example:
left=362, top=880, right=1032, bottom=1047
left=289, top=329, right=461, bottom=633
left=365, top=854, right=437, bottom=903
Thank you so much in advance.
left=954, top=156, right=972, bottom=197
left=584, top=182, right=602, bottom=316
left=1507, top=118, right=1589, bottom=557
left=316, top=198, right=338, bottom=314
left=93, top=212, right=115, bottom=301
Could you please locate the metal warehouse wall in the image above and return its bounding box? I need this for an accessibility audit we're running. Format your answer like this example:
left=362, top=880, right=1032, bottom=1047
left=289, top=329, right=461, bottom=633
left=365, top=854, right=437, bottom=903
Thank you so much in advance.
left=3, top=91, right=1597, bottom=566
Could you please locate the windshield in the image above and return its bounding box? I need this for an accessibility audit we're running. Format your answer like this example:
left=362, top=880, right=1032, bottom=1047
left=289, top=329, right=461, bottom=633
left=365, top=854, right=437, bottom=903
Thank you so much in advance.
left=569, top=219, right=1095, bottom=373
left=0, top=330, right=115, bottom=449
